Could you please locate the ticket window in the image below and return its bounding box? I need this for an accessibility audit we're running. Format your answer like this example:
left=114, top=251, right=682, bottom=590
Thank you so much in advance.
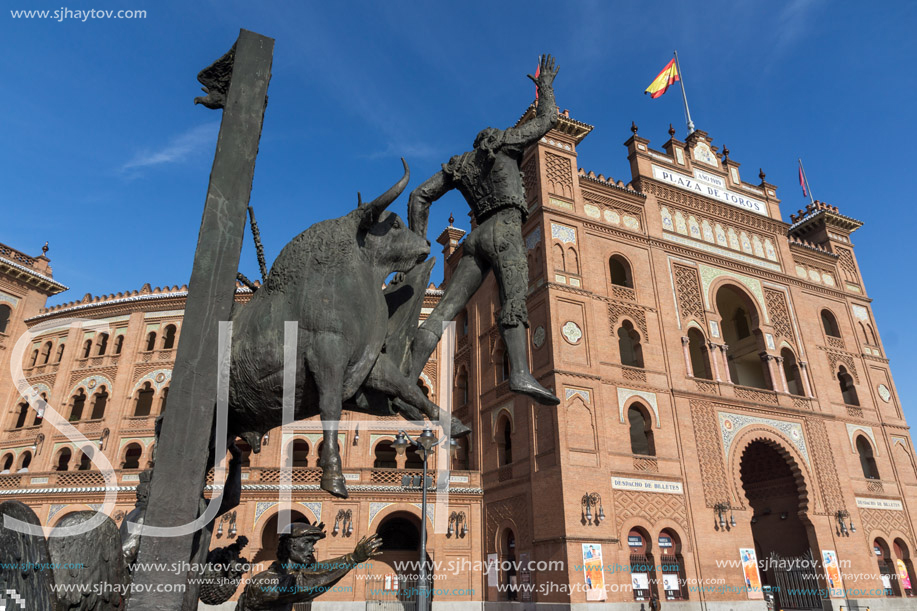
left=893, top=540, right=916, bottom=597
left=875, top=539, right=901, bottom=597
left=628, top=529, right=656, bottom=602
left=659, top=529, right=687, bottom=600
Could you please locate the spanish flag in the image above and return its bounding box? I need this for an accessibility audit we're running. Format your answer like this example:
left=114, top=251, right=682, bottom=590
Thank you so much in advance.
left=645, top=58, right=679, bottom=99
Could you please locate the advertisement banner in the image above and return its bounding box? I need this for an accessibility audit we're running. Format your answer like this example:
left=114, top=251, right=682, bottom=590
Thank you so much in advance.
left=486, top=553, right=498, bottom=587
left=821, top=550, right=844, bottom=597
left=632, top=572, right=650, bottom=595
left=740, top=548, right=763, bottom=599
left=582, top=543, right=606, bottom=601
left=663, top=573, right=681, bottom=597
left=897, top=559, right=912, bottom=591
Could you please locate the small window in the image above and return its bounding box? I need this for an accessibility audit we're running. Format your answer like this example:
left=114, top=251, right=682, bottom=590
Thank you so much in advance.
left=145, top=332, right=157, bottom=352
left=134, top=383, right=155, bottom=417
left=618, top=320, right=644, bottom=368
left=856, top=436, right=880, bottom=480
left=162, top=325, right=177, bottom=349
left=610, top=255, right=633, bottom=288
left=55, top=447, right=72, bottom=471
left=0, top=304, right=10, bottom=334
left=290, top=440, right=310, bottom=467
left=13, top=402, right=29, bottom=429
left=159, top=387, right=169, bottom=414
left=17, top=451, right=31, bottom=472
left=96, top=333, right=109, bottom=356
left=497, top=415, right=513, bottom=466
left=113, top=335, right=124, bottom=355
left=78, top=448, right=93, bottom=471
left=838, top=366, right=859, bottom=406
left=1, top=454, right=13, bottom=473
left=821, top=310, right=841, bottom=338
left=28, top=349, right=38, bottom=368
left=69, top=389, right=87, bottom=422
left=373, top=440, right=397, bottom=469
left=40, top=341, right=52, bottom=364
left=90, top=386, right=108, bottom=420
left=501, top=351, right=511, bottom=382
left=81, top=339, right=92, bottom=359
left=628, top=404, right=655, bottom=456
left=121, top=444, right=143, bottom=470
left=781, top=348, right=804, bottom=396
left=687, top=329, right=711, bottom=379
left=55, top=343, right=65, bottom=363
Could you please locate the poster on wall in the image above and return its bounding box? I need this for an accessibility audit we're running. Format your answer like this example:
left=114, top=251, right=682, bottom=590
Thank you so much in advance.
left=897, top=559, right=913, bottom=591
left=663, top=573, right=681, bottom=599
left=632, top=571, right=650, bottom=599
left=739, top=548, right=763, bottom=599
left=486, top=553, right=498, bottom=587
left=581, top=543, right=607, bottom=601
left=821, top=550, right=844, bottom=597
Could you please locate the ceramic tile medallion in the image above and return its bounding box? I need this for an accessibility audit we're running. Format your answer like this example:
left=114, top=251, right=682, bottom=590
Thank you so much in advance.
left=561, top=321, right=582, bottom=344
left=551, top=223, right=576, bottom=244
left=877, top=384, right=891, bottom=403
left=532, top=326, right=546, bottom=349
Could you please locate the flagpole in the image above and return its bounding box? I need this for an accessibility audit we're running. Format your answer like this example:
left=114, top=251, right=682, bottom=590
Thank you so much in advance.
left=798, top=157, right=815, bottom=204
left=673, top=50, right=695, bottom=135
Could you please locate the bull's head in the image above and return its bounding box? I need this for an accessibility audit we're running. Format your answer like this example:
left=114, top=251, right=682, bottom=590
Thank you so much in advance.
left=357, top=159, right=430, bottom=274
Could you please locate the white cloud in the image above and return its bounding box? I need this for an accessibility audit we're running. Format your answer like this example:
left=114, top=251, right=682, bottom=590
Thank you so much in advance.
left=121, top=122, right=219, bottom=172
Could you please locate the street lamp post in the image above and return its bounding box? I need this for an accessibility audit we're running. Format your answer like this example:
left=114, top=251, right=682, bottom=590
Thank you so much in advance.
left=393, top=427, right=457, bottom=611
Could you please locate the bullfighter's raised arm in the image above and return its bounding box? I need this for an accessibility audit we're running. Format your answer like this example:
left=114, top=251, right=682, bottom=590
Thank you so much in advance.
left=503, top=54, right=560, bottom=147
left=408, top=169, right=453, bottom=239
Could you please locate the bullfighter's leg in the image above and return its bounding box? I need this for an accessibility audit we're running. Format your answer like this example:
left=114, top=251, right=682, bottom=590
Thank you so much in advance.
left=410, top=250, right=488, bottom=381
left=366, top=354, right=471, bottom=437
left=308, top=336, right=349, bottom=498
left=489, top=209, right=560, bottom=406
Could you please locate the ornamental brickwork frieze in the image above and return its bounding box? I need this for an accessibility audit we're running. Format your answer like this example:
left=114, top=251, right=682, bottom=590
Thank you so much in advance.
left=486, top=496, right=529, bottom=553
left=545, top=152, right=574, bottom=199
left=764, top=288, right=795, bottom=345
left=689, top=400, right=731, bottom=508
left=818, top=346, right=860, bottom=383
left=612, top=489, right=692, bottom=550
left=804, top=419, right=845, bottom=515
left=858, top=507, right=914, bottom=544
left=608, top=302, right=648, bottom=342
left=672, top=263, right=705, bottom=327
left=522, top=156, right=538, bottom=204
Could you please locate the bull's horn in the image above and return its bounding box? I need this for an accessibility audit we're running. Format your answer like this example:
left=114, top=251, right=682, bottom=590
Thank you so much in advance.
left=364, top=158, right=410, bottom=220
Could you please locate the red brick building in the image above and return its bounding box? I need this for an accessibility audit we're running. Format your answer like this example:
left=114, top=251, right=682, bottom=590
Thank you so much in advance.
left=2, top=111, right=917, bottom=611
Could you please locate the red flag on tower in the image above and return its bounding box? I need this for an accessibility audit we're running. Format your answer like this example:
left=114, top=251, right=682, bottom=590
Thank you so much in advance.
left=798, top=162, right=808, bottom=198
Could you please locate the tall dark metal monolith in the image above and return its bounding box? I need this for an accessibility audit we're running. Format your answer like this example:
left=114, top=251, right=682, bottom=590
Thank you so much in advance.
left=126, top=29, right=273, bottom=611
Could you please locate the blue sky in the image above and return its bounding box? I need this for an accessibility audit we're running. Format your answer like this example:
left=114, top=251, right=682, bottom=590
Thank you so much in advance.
left=4, top=1, right=916, bottom=422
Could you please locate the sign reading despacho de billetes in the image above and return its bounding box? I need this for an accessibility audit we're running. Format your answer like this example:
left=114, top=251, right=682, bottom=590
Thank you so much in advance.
left=612, top=476, right=684, bottom=494
left=856, top=497, right=904, bottom=511
left=651, top=165, right=767, bottom=216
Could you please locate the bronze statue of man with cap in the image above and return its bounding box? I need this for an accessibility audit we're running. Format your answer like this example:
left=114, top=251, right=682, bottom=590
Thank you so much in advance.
left=235, top=523, right=382, bottom=610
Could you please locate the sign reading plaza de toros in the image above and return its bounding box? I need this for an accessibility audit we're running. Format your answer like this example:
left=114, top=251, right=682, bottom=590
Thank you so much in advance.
left=652, top=165, right=767, bottom=216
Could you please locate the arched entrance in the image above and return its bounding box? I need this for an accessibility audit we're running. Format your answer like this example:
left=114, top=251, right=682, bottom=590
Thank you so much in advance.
left=739, top=440, right=822, bottom=609
left=365, top=511, right=432, bottom=610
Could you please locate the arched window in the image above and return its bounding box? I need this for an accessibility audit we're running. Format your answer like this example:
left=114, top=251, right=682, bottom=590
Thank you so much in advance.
left=159, top=387, right=169, bottom=414
left=78, top=447, right=93, bottom=471
left=874, top=538, right=900, bottom=597
left=628, top=404, right=655, bottom=456
left=290, top=440, right=310, bottom=467
left=610, top=255, right=633, bottom=288
left=455, top=368, right=469, bottom=406
left=122, top=443, right=143, bottom=469
left=716, top=285, right=770, bottom=389
left=659, top=529, right=688, bottom=601
left=501, top=350, right=511, bottom=382
left=417, top=379, right=430, bottom=398
left=497, top=415, right=513, bottom=466
left=69, top=389, right=87, bottom=422
left=55, top=447, right=72, bottom=471
left=1, top=454, right=13, bottom=473
left=893, top=539, right=916, bottom=597
left=40, top=341, right=52, bottom=364
left=28, top=349, right=38, bottom=368
left=857, top=436, right=880, bottom=480
left=781, top=348, right=804, bottom=396
left=617, top=320, right=644, bottom=368
left=838, top=366, right=859, bottom=405
left=553, top=243, right=565, bottom=271
left=373, top=440, right=397, bottom=469
left=461, top=309, right=469, bottom=336
left=687, top=328, right=711, bottom=379
left=565, top=247, right=579, bottom=274
left=81, top=339, right=92, bottom=359
left=0, top=304, right=10, bottom=334
left=162, top=325, right=177, bottom=349
left=145, top=331, right=157, bottom=352
left=821, top=310, right=841, bottom=338
left=404, top=445, right=424, bottom=469
left=134, top=382, right=155, bottom=417
left=500, top=528, right=518, bottom=601
left=90, top=386, right=108, bottom=420
left=13, top=402, right=29, bottom=429
left=96, top=333, right=109, bottom=356
left=33, top=394, right=46, bottom=426
left=113, top=335, right=124, bottom=355
left=17, top=451, right=31, bottom=472
left=55, top=343, right=65, bottom=362
left=234, top=441, right=251, bottom=468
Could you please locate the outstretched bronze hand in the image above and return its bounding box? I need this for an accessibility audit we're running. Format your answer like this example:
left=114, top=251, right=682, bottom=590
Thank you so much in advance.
left=352, top=533, right=383, bottom=563
left=528, top=54, right=558, bottom=92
